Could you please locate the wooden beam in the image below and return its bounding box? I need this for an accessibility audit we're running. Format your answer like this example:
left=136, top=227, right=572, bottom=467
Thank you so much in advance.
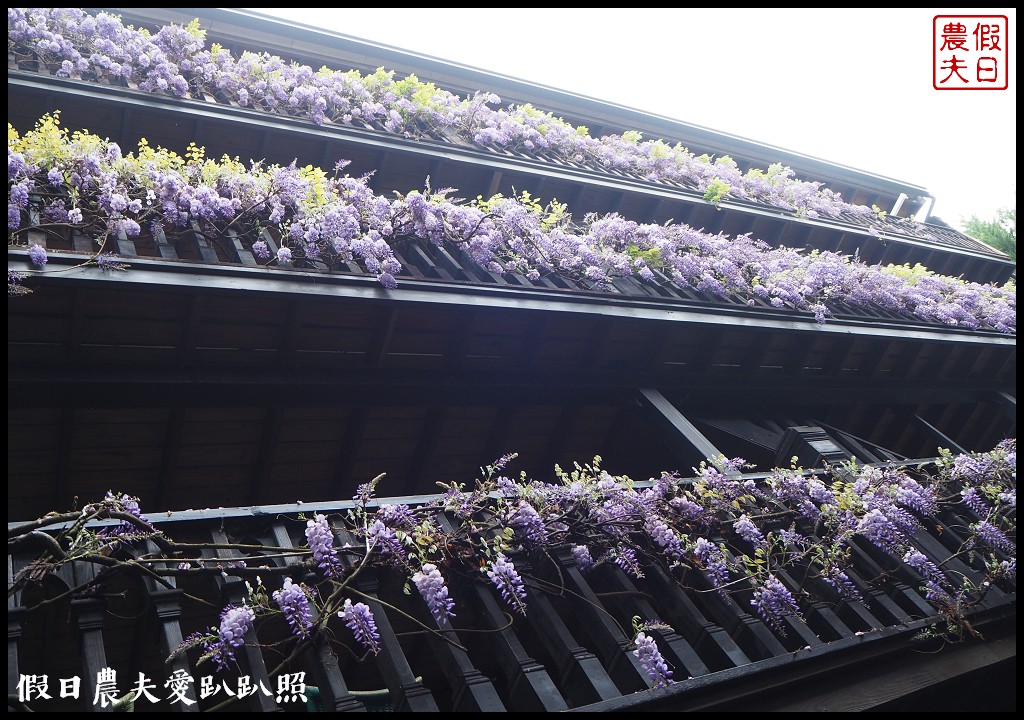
left=400, top=406, right=447, bottom=495
left=153, top=407, right=185, bottom=509
left=10, top=364, right=1011, bottom=412
left=636, top=387, right=723, bottom=462
left=139, top=541, right=198, bottom=712
left=267, top=524, right=366, bottom=712
left=504, top=552, right=621, bottom=706
left=329, top=525, right=439, bottom=712
left=534, top=404, right=583, bottom=478
left=177, top=292, right=204, bottom=364
left=248, top=408, right=284, bottom=505
left=905, top=412, right=967, bottom=454
left=204, top=530, right=281, bottom=712
left=51, top=409, right=75, bottom=510
left=364, top=306, right=399, bottom=367
left=994, top=391, right=1015, bottom=422
left=330, top=407, right=367, bottom=497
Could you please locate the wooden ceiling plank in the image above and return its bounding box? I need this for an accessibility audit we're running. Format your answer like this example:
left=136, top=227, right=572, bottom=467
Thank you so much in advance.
left=51, top=409, right=75, bottom=510
left=248, top=408, right=284, bottom=505
left=400, top=406, right=448, bottom=496
left=153, top=407, right=185, bottom=510
left=330, top=407, right=368, bottom=498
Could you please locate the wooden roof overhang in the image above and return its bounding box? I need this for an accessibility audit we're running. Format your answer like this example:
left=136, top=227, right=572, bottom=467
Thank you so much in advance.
left=7, top=480, right=1017, bottom=712
left=8, top=69, right=1014, bottom=286
left=8, top=247, right=1016, bottom=522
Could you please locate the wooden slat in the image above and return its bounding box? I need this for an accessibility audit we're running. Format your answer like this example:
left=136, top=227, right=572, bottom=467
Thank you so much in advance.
left=598, top=563, right=711, bottom=678
left=268, top=524, right=366, bottom=712
left=545, top=547, right=650, bottom=692
left=463, top=580, right=568, bottom=711
left=205, top=530, right=281, bottom=712
left=330, top=525, right=439, bottom=712
left=71, top=592, right=115, bottom=713
left=140, top=541, right=199, bottom=712
left=506, top=552, right=620, bottom=706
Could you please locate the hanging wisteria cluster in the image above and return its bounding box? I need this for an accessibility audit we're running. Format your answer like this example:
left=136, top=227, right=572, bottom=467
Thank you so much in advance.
left=8, top=113, right=1016, bottom=332
left=7, top=440, right=1016, bottom=691
left=8, top=7, right=880, bottom=221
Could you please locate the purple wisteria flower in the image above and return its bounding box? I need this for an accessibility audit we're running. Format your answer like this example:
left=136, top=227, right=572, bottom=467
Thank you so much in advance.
left=339, top=598, right=381, bottom=655
left=961, top=487, right=990, bottom=516
left=822, top=567, right=862, bottom=601
left=993, top=558, right=1015, bottom=581
left=750, top=575, right=801, bottom=632
left=251, top=239, right=270, bottom=259
left=923, top=579, right=953, bottom=606
left=376, top=503, right=418, bottom=531
left=903, top=549, right=944, bottom=583
left=102, top=490, right=148, bottom=522
left=27, top=243, right=47, bottom=267
left=894, top=476, right=937, bottom=515
left=365, top=518, right=407, bottom=565
left=644, top=515, right=684, bottom=562
left=8, top=269, right=28, bottom=296
left=496, top=476, right=519, bottom=499
left=352, top=480, right=376, bottom=504
left=571, top=544, right=595, bottom=573
left=487, top=554, right=527, bottom=615
left=997, top=488, right=1015, bottom=507
left=971, top=520, right=1015, bottom=553
left=95, top=491, right=150, bottom=547
left=668, top=495, right=705, bottom=521
left=442, top=487, right=479, bottom=518
left=305, top=513, right=342, bottom=578
left=506, top=500, right=547, bottom=547
left=693, top=537, right=730, bottom=592
left=412, top=563, right=455, bottom=624
left=96, top=252, right=129, bottom=271
left=856, top=508, right=905, bottom=554
left=207, top=604, right=255, bottom=669
left=276, top=245, right=292, bottom=264
left=733, top=514, right=765, bottom=545
left=608, top=546, right=645, bottom=579
left=273, top=577, right=313, bottom=638
left=633, top=631, right=674, bottom=688
left=489, top=453, right=517, bottom=473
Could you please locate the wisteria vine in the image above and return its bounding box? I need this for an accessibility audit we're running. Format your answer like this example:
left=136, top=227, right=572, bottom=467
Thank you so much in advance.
left=7, top=440, right=1016, bottom=696
left=9, top=7, right=893, bottom=222
left=8, top=113, right=1016, bottom=332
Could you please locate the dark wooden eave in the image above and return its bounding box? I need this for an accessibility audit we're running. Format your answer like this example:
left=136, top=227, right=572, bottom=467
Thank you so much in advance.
left=8, top=249, right=1015, bottom=520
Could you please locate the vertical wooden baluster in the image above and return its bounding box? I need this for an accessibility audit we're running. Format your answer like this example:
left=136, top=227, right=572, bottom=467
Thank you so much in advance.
left=223, top=228, right=256, bottom=266
left=141, top=541, right=199, bottom=711
left=152, top=224, right=179, bottom=260
left=267, top=523, right=366, bottom=712
left=204, top=530, right=281, bottom=712
left=597, top=562, right=710, bottom=678
left=504, top=550, right=620, bottom=706
left=70, top=588, right=112, bottom=712
left=546, top=546, right=651, bottom=692
left=8, top=556, right=26, bottom=705
left=434, top=516, right=568, bottom=711
left=645, top=563, right=751, bottom=670
left=331, top=525, right=439, bottom=712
